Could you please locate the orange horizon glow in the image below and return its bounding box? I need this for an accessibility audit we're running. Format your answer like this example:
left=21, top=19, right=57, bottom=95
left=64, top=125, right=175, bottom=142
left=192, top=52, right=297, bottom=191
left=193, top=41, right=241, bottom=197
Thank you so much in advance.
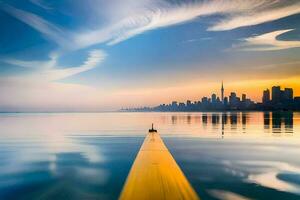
left=119, top=76, right=300, bottom=108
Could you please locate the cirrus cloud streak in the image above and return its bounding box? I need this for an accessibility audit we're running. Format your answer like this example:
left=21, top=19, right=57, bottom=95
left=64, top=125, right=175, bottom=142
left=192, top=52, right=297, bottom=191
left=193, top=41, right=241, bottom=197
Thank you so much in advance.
left=2, top=0, right=300, bottom=49
left=233, top=29, right=300, bottom=51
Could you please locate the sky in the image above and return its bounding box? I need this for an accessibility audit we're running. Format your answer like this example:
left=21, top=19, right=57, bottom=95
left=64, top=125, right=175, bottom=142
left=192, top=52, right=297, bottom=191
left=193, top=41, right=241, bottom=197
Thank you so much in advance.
left=0, top=0, right=300, bottom=111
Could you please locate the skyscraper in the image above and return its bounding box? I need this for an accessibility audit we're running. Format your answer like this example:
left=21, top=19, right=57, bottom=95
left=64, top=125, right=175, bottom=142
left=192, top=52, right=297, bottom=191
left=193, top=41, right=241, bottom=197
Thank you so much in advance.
left=262, top=89, right=270, bottom=104
left=284, top=88, right=293, bottom=101
left=229, top=92, right=237, bottom=107
left=186, top=100, right=192, bottom=106
left=223, top=97, right=228, bottom=106
left=221, top=81, right=224, bottom=103
left=272, top=86, right=281, bottom=103
left=212, top=93, right=217, bottom=104
left=242, top=94, right=246, bottom=102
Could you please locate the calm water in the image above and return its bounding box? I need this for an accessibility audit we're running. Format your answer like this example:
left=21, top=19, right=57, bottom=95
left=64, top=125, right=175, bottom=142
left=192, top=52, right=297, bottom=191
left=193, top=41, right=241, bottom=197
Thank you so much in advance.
left=0, top=112, right=300, bottom=200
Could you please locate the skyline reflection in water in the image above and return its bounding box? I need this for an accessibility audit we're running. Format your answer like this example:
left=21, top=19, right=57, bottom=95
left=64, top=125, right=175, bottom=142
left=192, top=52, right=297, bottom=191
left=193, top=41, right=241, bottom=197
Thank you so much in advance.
left=167, top=112, right=297, bottom=138
left=1, top=112, right=299, bottom=139
left=0, top=112, right=300, bottom=200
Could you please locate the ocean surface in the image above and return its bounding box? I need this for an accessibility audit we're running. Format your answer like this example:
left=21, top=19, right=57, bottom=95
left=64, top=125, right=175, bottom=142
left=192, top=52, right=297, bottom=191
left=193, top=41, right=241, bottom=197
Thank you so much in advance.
left=0, top=112, right=300, bottom=200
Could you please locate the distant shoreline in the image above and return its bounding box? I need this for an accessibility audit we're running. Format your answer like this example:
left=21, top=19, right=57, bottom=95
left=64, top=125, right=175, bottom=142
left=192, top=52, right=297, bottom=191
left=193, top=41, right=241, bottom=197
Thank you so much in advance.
left=120, top=110, right=300, bottom=113
left=1, top=110, right=300, bottom=114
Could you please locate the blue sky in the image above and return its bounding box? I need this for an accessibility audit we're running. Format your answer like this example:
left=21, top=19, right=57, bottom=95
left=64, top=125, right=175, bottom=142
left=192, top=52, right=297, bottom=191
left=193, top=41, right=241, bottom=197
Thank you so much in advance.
left=0, top=0, right=300, bottom=111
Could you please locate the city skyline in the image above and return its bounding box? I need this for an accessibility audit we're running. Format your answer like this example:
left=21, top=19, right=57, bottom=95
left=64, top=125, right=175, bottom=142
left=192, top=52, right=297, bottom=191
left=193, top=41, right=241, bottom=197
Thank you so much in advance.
left=0, top=1, right=300, bottom=111
left=126, top=83, right=300, bottom=111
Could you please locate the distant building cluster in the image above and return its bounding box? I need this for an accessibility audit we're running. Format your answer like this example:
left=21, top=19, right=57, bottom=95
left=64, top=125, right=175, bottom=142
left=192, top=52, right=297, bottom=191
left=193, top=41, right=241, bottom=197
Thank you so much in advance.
left=123, top=83, right=300, bottom=112
left=261, top=86, right=298, bottom=110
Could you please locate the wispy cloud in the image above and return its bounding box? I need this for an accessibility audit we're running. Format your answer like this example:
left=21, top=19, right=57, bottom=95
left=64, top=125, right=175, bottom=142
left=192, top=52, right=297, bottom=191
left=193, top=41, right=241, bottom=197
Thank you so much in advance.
left=181, top=37, right=212, bottom=44
left=4, top=52, right=58, bottom=69
left=3, top=0, right=300, bottom=49
left=43, top=49, right=106, bottom=81
left=209, top=2, right=300, bottom=31
left=75, top=0, right=274, bottom=46
left=74, top=0, right=300, bottom=46
left=1, top=4, right=70, bottom=48
left=234, top=29, right=300, bottom=51
left=29, top=0, right=52, bottom=10
left=4, top=49, right=106, bottom=81
left=0, top=49, right=106, bottom=111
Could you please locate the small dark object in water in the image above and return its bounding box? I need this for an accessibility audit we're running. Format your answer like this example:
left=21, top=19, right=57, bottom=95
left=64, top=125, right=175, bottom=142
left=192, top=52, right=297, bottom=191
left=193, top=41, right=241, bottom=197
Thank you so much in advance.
left=149, top=123, right=157, bottom=132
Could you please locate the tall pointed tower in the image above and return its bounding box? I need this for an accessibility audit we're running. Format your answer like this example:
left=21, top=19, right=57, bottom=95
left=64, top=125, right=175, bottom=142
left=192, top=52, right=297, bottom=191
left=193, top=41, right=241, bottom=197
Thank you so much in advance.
left=221, top=81, right=224, bottom=103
